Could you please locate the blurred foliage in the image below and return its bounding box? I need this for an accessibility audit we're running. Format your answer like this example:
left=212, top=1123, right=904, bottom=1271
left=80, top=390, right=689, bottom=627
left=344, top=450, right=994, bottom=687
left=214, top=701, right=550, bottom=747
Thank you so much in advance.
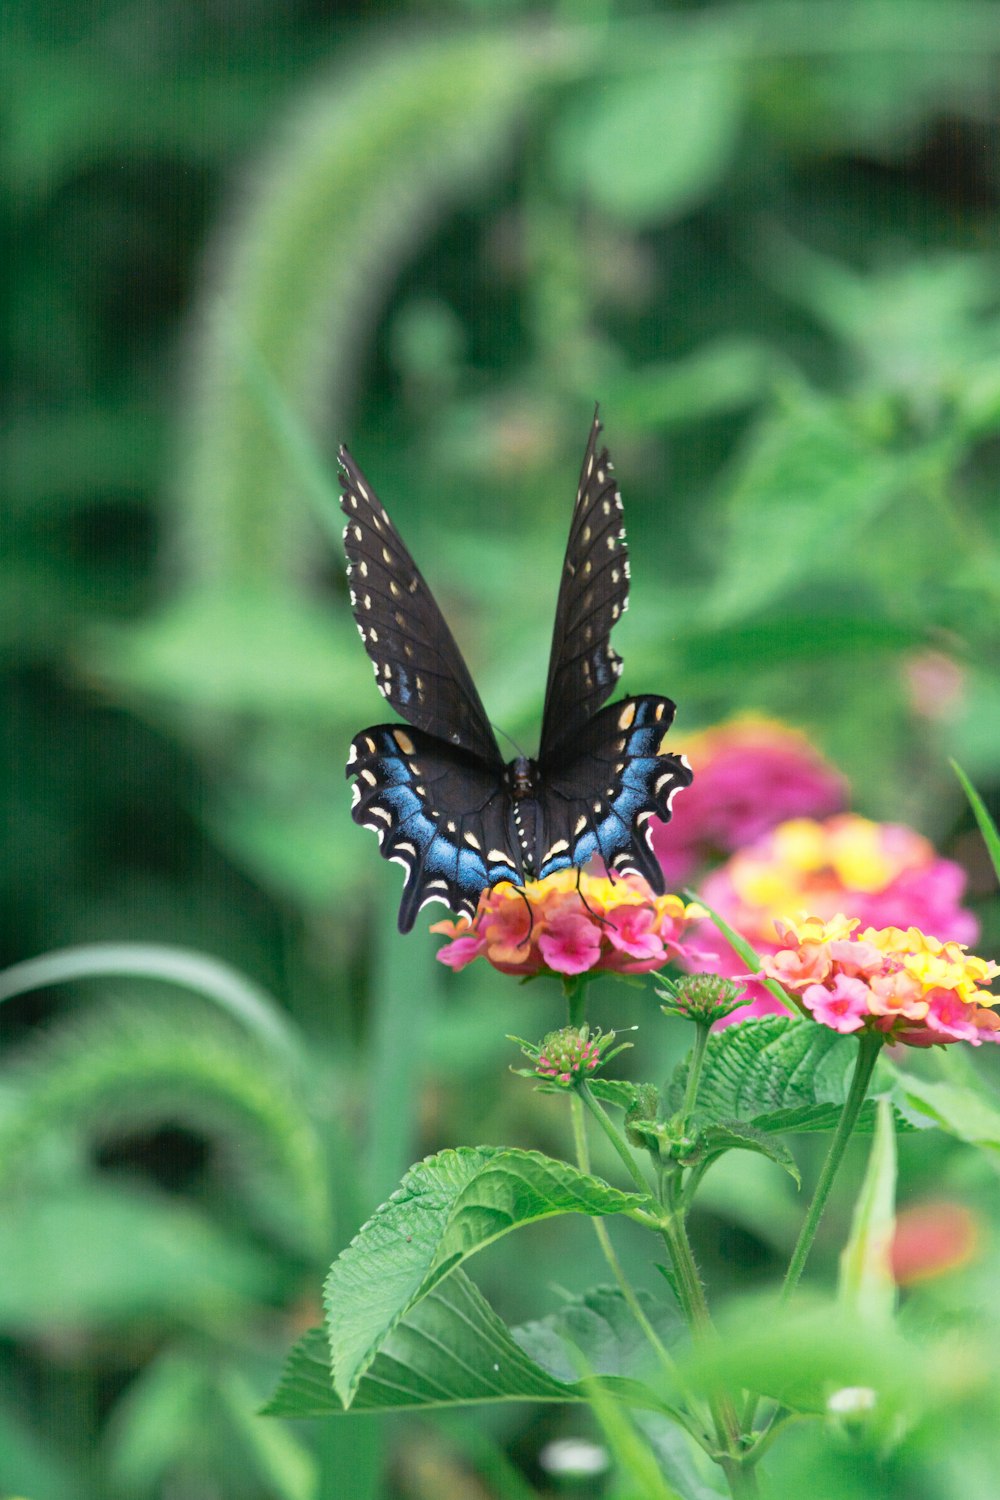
left=3, top=0, right=1000, bottom=1496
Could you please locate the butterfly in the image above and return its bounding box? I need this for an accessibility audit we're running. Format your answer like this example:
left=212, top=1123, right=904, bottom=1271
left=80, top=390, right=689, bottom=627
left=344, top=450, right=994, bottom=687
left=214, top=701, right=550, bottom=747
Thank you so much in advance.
left=340, top=408, right=693, bottom=932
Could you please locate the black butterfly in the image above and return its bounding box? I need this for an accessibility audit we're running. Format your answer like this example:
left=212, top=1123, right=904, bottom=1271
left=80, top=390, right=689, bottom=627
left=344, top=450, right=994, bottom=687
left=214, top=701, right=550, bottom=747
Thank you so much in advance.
left=340, top=409, right=692, bottom=932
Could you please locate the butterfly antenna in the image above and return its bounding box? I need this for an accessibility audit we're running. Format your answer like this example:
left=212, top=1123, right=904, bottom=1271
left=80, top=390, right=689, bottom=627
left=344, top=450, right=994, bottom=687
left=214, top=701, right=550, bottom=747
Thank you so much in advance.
left=492, top=723, right=529, bottom=760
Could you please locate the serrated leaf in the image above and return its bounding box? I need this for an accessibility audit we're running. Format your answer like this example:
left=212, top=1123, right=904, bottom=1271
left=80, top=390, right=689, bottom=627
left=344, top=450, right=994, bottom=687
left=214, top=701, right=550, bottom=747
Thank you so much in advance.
left=268, top=1275, right=679, bottom=1418
left=324, top=1147, right=654, bottom=1406
left=685, top=1119, right=800, bottom=1186
left=668, top=1015, right=905, bottom=1135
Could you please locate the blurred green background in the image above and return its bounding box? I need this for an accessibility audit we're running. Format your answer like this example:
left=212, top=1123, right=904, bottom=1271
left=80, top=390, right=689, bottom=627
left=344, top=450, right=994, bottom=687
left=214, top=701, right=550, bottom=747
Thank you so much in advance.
left=4, top=0, right=1000, bottom=1496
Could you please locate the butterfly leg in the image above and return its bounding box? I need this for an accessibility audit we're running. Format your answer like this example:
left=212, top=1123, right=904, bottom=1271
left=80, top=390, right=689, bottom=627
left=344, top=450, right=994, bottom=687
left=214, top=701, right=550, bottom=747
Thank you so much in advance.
left=573, top=865, right=612, bottom=926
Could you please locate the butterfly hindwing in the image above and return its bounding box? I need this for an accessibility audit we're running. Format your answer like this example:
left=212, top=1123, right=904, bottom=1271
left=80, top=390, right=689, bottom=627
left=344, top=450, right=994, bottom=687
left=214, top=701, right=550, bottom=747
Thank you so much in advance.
left=539, top=408, right=630, bottom=761
left=347, top=724, right=523, bottom=932
left=339, top=447, right=501, bottom=764
left=536, top=696, right=693, bottom=890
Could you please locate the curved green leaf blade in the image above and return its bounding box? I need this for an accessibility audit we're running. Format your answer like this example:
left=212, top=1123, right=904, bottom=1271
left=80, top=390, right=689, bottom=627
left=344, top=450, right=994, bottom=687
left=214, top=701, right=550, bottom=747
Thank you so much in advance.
left=269, top=1276, right=680, bottom=1418
left=324, top=1147, right=654, bottom=1407
left=686, top=1120, right=800, bottom=1186
left=950, top=758, right=1000, bottom=883
left=838, top=1098, right=898, bottom=1326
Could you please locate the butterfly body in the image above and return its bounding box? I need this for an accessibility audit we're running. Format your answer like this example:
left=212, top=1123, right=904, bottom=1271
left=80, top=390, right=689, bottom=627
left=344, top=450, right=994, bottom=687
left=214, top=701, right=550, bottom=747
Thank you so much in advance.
left=341, top=410, right=692, bottom=932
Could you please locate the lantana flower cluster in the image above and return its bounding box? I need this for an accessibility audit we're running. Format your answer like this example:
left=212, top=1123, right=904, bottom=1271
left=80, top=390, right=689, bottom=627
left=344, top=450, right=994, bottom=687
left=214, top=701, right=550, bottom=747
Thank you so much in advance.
left=690, top=813, right=979, bottom=1022
left=761, top=914, right=1000, bottom=1047
left=650, top=715, right=847, bottom=885
left=432, top=869, right=705, bottom=978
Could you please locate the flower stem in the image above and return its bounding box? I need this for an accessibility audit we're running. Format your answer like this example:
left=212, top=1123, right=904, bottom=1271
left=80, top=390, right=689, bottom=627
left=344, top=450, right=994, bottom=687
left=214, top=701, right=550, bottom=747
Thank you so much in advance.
left=659, top=1208, right=754, bottom=1495
left=781, top=1028, right=885, bottom=1302
left=563, top=974, right=588, bottom=1027
left=578, top=1081, right=653, bottom=1196
left=568, top=1091, right=678, bottom=1389
left=681, top=1021, right=711, bottom=1122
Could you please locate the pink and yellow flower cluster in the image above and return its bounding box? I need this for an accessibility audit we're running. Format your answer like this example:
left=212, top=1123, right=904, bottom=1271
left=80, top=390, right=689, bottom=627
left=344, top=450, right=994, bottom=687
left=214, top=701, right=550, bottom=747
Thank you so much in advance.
left=690, top=812, right=979, bottom=1022
left=432, top=869, right=704, bottom=978
left=761, top=914, right=1000, bottom=1047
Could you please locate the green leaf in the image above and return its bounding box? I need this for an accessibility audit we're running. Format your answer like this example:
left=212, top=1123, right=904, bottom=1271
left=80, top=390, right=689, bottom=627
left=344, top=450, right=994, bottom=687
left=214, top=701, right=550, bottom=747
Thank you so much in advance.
left=267, top=1275, right=679, bottom=1418
left=0, top=1185, right=275, bottom=1331
left=0, top=941, right=301, bottom=1063
left=632, top=1412, right=728, bottom=1500
left=324, top=1147, right=654, bottom=1406
left=838, top=1098, right=898, bottom=1326
left=682, top=1296, right=915, bottom=1420
left=552, top=46, right=743, bottom=225
left=707, top=395, right=901, bottom=625
left=668, top=1015, right=906, bottom=1135
left=893, top=1075, right=1000, bottom=1154
left=951, top=758, right=1000, bottom=884
left=589, top=1078, right=659, bottom=1114
left=683, top=1119, right=800, bottom=1186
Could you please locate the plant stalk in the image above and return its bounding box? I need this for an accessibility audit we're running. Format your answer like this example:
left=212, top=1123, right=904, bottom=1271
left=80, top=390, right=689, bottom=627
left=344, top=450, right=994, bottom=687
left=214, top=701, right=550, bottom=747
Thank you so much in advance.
left=781, top=1028, right=885, bottom=1301
left=568, top=1092, right=678, bottom=1389
left=681, top=1020, right=711, bottom=1122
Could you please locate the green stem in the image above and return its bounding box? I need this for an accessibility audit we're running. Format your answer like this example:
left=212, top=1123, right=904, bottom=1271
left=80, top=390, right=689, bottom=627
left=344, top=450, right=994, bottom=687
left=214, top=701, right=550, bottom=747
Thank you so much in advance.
left=781, top=1029, right=885, bottom=1301
left=659, top=1209, right=751, bottom=1493
left=578, top=1081, right=653, bottom=1196
left=741, top=1030, right=885, bottom=1446
left=568, top=1092, right=678, bottom=1389
left=563, top=974, right=588, bottom=1027
left=681, top=1021, right=711, bottom=1122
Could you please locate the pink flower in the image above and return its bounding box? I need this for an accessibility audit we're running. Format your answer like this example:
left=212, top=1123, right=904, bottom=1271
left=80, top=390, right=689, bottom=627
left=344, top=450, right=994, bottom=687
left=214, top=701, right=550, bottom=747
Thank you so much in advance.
left=538, top=910, right=604, bottom=975
left=760, top=916, right=999, bottom=1048
left=688, top=814, right=980, bottom=1025
left=651, top=716, right=846, bottom=884
left=431, top=871, right=705, bottom=980
left=890, top=1199, right=979, bottom=1284
left=801, top=974, right=871, bottom=1033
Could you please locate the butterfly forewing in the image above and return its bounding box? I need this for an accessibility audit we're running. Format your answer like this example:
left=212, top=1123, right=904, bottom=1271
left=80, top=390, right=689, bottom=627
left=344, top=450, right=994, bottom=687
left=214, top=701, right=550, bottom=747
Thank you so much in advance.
left=538, top=408, right=629, bottom=761
left=339, top=447, right=501, bottom=765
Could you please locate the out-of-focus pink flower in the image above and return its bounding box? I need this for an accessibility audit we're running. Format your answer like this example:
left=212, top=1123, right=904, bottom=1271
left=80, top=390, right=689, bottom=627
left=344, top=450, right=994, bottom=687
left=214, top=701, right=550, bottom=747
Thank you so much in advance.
left=689, top=814, right=980, bottom=1023
left=890, top=1201, right=980, bottom=1284
left=760, top=915, right=999, bottom=1048
left=431, top=870, right=705, bottom=979
left=650, top=716, right=847, bottom=885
